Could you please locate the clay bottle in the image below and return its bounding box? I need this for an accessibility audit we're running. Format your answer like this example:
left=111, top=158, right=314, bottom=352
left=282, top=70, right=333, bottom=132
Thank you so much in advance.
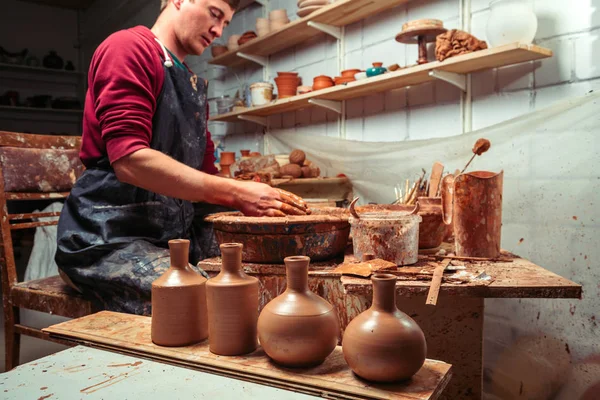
left=151, top=239, right=208, bottom=346
left=206, top=243, right=259, bottom=356
left=257, top=255, right=339, bottom=367
left=342, top=273, right=427, bottom=382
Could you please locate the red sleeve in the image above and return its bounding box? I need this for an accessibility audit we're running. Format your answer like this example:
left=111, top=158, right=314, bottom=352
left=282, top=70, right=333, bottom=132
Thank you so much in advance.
left=89, top=30, right=163, bottom=164
left=201, top=102, right=219, bottom=174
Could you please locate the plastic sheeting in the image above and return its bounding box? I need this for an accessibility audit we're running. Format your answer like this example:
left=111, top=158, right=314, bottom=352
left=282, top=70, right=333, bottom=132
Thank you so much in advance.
left=24, top=202, right=62, bottom=281
left=266, top=91, right=600, bottom=398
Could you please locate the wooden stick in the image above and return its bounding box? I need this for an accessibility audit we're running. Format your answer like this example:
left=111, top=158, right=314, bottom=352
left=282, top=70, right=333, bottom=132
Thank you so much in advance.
left=426, top=259, right=451, bottom=306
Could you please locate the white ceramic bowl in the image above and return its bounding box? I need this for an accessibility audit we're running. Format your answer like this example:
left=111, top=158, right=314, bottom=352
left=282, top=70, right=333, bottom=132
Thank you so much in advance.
left=354, top=71, right=367, bottom=80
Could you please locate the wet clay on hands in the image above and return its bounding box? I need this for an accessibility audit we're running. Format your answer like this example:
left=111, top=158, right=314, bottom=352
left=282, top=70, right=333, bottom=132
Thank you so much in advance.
left=275, top=188, right=311, bottom=216
left=257, top=255, right=339, bottom=367
left=151, top=239, right=208, bottom=347
left=206, top=243, right=259, bottom=356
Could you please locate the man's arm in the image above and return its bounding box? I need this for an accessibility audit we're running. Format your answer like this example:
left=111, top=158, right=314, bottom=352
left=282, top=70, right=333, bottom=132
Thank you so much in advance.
left=113, top=148, right=303, bottom=217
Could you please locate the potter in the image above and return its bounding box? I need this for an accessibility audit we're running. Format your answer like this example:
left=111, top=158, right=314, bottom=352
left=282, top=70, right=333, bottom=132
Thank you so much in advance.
left=54, top=0, right=308, bottom=315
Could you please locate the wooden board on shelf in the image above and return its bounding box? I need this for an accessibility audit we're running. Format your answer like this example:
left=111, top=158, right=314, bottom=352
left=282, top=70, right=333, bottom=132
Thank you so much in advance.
left=210, top=43, right=552, bottom=122
left=0, top=62, right=83, bottom=76
left=209, top=0, right=411, bottom=68
left=44, top=311, right=453, bottom=400
left=0, top=105, right=83, bottom=115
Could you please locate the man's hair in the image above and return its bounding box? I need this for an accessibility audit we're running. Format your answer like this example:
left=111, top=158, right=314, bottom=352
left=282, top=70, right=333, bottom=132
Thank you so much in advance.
left=160, top=0, right=240, bottom=12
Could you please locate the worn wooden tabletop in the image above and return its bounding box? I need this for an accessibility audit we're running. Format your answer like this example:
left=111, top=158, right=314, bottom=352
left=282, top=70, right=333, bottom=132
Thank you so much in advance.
left=199, top=250, right=581, bottom=299
left=44, top=311, right=453, bottom=400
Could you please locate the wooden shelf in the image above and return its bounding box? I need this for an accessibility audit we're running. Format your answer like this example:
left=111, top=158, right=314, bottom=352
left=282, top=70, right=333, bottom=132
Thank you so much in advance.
left=209, top=0, right=412, bottom=68
left=210, top=43, right=552, bottom=122
left=0, top=63, right=82, bottom=77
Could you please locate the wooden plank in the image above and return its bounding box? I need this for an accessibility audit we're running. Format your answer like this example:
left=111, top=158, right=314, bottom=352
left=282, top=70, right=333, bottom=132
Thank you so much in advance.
left=210, top=43, right=552, bottom=122
left=209, top=0, right=412, bottom=68
left=16, top=0, right=95, bottom=10
left=5, top=192, right=69, bottom=200
left=0, top=131, right=81, bottom=149
left=44, top=311, right=453, bottom=400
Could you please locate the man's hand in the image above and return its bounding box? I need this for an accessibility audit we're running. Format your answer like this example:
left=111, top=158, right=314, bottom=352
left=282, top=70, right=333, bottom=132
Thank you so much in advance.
left=232, top=181, right=309, bottom=217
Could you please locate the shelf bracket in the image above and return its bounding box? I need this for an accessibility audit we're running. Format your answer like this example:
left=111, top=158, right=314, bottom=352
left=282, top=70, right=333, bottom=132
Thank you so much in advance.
left=429, top=70, right=467, bottom=92
left=236, top=52, right=268, bottom=67
left=307, top=21, right=342, bottom=40
left=308, top=99, right=342, bottom=114
left=238, top=115, right=268, bottom=126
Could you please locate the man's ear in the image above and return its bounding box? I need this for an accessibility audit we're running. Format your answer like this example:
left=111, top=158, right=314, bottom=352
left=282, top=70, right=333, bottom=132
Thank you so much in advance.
left=172, top=0, right=183, bottom=10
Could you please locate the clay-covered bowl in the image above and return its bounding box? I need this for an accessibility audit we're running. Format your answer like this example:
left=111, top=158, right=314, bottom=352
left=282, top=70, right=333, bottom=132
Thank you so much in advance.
left=341, top=68, right=361, bottom=78
left=204, top=208, right=350, bottom=263
left=356, top=199, right=445, bottom=249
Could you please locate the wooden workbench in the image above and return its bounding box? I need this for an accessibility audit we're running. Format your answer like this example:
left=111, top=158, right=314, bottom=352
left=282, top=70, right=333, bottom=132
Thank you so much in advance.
left=44, top=311, right=452, bottom=400
left=198, top=250, right=581, bottom=400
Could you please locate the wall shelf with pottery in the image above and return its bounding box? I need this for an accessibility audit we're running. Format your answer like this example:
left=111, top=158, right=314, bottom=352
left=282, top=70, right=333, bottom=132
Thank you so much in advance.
left=0, top=63, right=83, bottom=78
left=210, top=42, right=551, bottom=124
left=209, top=0, right=413, bottom=68
left=0, top=105, right=83, bottom=124
left=17, top=0, right=95, bottom=10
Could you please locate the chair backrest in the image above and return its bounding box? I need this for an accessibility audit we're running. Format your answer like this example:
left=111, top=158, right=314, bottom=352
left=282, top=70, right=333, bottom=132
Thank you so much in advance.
left=0, top=131, right=83, bottom=290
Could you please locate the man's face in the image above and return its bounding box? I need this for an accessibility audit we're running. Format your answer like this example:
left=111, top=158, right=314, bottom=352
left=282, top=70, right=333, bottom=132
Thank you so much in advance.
left=174, top=0, right=234, bottom=56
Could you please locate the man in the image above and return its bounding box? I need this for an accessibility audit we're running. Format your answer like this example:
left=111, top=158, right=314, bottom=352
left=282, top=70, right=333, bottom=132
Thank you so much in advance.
left=56, top=0, right=307, bottom=315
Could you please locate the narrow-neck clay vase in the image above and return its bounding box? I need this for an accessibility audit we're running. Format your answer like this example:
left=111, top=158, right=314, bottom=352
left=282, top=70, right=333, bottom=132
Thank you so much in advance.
left=257, top=256, right=339, bottom=367
left=151, top=239, right=208, bottom=346
left=342, top=273, right=427, bottom=382
left=206, top=243, right=259, bottom=355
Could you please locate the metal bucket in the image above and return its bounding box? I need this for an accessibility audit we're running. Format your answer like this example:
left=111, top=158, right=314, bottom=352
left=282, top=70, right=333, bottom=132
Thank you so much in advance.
left=349, top=212, right=422, bottom=266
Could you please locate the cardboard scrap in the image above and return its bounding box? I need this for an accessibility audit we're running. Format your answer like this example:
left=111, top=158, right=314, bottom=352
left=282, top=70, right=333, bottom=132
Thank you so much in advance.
left=333, top=258, right=397, bottom=277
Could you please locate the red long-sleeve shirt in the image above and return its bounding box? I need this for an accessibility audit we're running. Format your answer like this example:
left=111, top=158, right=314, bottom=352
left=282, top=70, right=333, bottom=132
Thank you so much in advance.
left=80, top=25, right=218, bottom=174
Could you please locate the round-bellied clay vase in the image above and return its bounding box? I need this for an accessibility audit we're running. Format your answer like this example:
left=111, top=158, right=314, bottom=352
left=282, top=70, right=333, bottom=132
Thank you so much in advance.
left=206, top=243, right=259, bottom=356
left=257, top=255, right=339, bottom=367
left=151, top=239, right=208, bottom=346
left=342, top=273, right=427, bottom=382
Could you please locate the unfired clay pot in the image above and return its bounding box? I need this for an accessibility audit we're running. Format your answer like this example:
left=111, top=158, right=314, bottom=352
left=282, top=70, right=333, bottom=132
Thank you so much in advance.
left=342, top=273, right=427, bottom=382
left=257, top=256, right=339, bottom=367
left=151, top=239, right=208, bottom=346
left=206, top=243, right=259, bottom=356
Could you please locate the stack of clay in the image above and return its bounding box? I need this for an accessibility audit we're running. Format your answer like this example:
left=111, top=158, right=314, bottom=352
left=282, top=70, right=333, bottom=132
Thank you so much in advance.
left=297, top=0, right=330, bottom=18
left=280, top=149, right=320, bottom=179
left=238, top=31, right=257, bottom=46
left=269, top=9, right=289, bottom=31
left=274, top=71, right=299, bottom=99
left=219, top=151, right=235, bottom=177
left=255, top=17, right=270, bottom=37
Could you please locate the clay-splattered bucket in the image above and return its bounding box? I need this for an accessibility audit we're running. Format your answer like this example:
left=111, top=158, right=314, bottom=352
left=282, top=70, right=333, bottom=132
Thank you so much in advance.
left=441, top=170, right=503, bottom=258
left=349, top=212, right=422, bottom=266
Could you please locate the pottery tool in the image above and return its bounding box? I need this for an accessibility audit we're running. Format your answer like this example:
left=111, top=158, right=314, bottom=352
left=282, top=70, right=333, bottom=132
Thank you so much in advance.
left=461, top=138, right=491, bottom=173
left=428, top=162, right=444, bottom=197
left=426, top=258, right=451, bottom=306
left=395, top=19, right=447, bottom=64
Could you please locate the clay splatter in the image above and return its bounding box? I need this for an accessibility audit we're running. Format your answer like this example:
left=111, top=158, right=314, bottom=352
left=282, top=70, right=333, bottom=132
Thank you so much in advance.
left=40, top=387, right=48, bottom=390
left=572, top=216, right=578, bottom=220
left=519, top=238, right=524, bottom=244
left=570, top=304, right=576, bottom=316
left=107, top=361, right=142, bottom=368
left=565, top=343, right=570, bottom=354
left=38, top=395, right=53, bottom=400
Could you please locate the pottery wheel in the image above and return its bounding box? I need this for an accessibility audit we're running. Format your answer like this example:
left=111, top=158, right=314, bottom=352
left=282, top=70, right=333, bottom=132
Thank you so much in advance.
left=395, top=19, right=447, bottom=44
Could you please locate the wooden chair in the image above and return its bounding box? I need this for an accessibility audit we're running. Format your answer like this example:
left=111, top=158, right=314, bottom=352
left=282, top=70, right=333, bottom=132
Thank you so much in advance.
left=0, top=131, right=97, bottom=371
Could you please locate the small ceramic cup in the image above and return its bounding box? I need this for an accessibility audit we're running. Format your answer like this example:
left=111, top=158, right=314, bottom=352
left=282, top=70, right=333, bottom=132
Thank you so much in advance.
left=269, top=9, right=289, bottom=21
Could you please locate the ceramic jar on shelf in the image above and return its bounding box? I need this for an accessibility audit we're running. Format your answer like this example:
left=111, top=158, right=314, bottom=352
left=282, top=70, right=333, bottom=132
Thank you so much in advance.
left=342, top=273, right=427, bottom=382
left=151, top=239, right=208, bottom=347
left=250, top=82, right=274, bottom=106
left=206, top=243, right=259, bottom=356
left=486, top=0, right=537, bottom=47
left=274, top=72, right=299, bottom=99
left=366, top=62, right=386, bottom=77
left=257, top=255, right=339, bottom=367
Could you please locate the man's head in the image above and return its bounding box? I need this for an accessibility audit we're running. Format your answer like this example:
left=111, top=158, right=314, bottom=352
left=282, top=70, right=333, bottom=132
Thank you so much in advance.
left=159, top=0, right=238, bottom=56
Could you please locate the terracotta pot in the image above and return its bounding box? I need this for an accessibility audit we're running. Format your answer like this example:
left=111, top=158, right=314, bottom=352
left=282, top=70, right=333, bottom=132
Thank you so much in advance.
left=342, top=273, right=427, bottom=382
left=257, top=256, right=339, bottom=367
left=341, top=69, right=361, bottom=78
left=240, top=150, right=251, bottom=157
left=151, top=239, right=208, bottom=346
left=219, top=164, right=231, bottom=177
left=277, top=71, right=299, bottom=78
left=220, top=151, right=235, bottom=165
left=206, top=243, right=259, bottom=356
